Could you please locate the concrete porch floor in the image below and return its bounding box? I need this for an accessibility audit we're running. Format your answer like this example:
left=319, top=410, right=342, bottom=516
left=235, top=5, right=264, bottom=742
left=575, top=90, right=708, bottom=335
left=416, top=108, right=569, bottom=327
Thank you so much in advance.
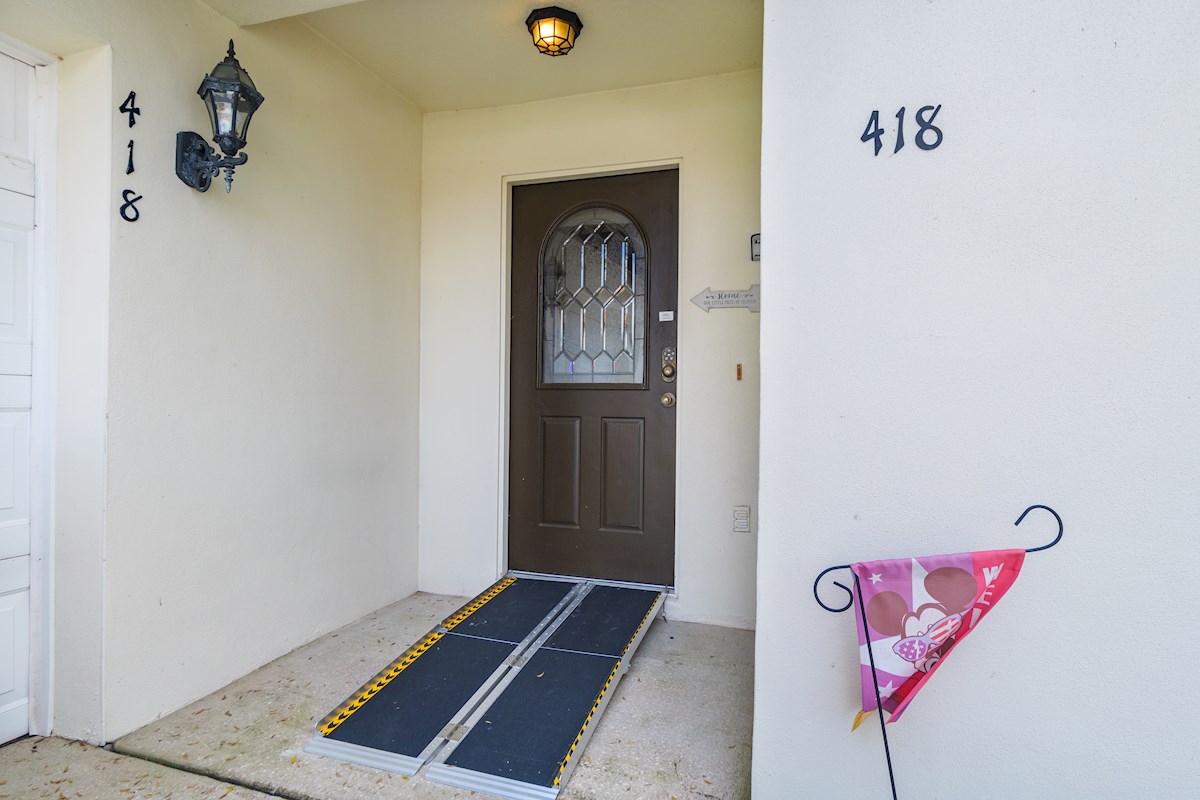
left=3, top=590, right=752, bottom=799
left=0, top=736, right=274, bottom=799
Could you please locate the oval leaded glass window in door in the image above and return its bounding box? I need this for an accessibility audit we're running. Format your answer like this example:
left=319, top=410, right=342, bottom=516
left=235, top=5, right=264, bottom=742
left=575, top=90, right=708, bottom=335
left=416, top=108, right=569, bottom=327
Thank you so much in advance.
left=541, top=206, right=647, bottom=385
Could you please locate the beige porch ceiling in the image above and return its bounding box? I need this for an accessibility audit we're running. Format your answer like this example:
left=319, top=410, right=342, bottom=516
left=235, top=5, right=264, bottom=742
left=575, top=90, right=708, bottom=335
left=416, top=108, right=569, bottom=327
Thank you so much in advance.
left=198, top=0, right=364, bottom=26
left=289, top=0, right=763, bottom=112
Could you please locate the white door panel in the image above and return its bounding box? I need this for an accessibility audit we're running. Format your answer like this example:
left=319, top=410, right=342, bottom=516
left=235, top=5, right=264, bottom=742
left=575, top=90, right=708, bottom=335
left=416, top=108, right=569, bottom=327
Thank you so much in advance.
left=0, top=56, right=32, bottom=160
left=0, top=192, right=33, bottom=379
left=0, top=55, right=33, bottom=197
left=0, top=558, right=30, bottom=742
left=0, top=587, right=30, bottom=743
left=0, top=376, right=31, bottom=409
left=0, top=161, right=33, bottom=200
left=0, top=51, right=32, bottom=745
left=0, top=189, right=33, bottom=227
left=0, top=555, right=27, bottom=594
left=0, top=599, right=15, bottom=692
left=0, top=527, right=27, bottom=561
left=0, top=345, right=31, bottom=377
left=0, top=412, right=30, bottom=561
left=0, top=224, right=32, bottom=355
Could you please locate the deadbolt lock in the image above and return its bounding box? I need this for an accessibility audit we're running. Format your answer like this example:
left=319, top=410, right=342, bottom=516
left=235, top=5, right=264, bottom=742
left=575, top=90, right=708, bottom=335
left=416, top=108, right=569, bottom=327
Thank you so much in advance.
left=660, top=392, right=676, bottom=408
left=661, top=346, right=677, bottom=383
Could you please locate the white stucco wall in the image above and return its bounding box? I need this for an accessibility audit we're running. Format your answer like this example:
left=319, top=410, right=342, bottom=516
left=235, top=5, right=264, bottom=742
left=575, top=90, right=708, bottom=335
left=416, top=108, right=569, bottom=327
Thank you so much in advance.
left=420, top=71, right=761, bottom=628
left=755, top=1, right=1199, bottom=798
left=5, top=0, right=423, bottom=741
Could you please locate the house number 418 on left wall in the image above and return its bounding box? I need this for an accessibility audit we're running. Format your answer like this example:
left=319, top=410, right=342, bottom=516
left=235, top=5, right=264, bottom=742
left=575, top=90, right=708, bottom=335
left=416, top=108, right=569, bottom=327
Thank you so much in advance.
left=861, top=104, right=943, bottom=156
left=118, top=91, right=142, bottom=222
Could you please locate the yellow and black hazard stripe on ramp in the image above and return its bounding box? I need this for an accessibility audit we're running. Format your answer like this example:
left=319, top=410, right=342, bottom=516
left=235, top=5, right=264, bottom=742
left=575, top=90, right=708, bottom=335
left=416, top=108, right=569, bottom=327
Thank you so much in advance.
left=307, top=575, right=576, bottom=773
left=315, top=575, right=516, bottom=737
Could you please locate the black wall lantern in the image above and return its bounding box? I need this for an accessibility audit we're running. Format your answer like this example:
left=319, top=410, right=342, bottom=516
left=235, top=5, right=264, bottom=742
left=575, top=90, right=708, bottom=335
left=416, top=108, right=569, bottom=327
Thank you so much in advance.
left=525, top=6, right=583, bottom=56
left=176, top=40, right=264, bottom=193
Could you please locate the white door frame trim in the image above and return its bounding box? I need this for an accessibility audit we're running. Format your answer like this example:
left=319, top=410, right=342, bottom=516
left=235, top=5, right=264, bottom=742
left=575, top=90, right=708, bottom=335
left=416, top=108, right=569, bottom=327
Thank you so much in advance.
left=495, top=158, right=684, bottom=584
left=0, top=32, right=58, bottom=738
left=0, top=32, right=52, bottom=68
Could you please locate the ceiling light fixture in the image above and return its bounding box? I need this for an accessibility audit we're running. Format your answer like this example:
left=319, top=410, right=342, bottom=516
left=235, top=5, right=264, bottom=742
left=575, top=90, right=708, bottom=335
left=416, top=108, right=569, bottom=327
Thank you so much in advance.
left=525, top=6, right=583, bottom=57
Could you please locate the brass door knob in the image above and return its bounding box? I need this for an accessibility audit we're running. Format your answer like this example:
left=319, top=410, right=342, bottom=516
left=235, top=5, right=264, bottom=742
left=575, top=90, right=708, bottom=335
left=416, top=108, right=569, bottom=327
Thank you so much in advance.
left=660, top=392, right=676, bottom=408
left=662, top=363, right=676, bottom=379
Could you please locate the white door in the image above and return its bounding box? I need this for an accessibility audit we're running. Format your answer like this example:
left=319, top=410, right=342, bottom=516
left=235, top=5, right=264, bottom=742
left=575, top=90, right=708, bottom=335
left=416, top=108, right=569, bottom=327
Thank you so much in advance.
left=0, top=50, right=35, bottom=745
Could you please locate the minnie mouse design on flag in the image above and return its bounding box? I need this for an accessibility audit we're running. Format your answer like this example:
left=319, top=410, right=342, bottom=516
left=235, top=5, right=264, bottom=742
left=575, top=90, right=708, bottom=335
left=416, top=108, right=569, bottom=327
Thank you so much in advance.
left=813, top=505, right=1063, bottom=800
left=849, top=548, right=1025, bottom=730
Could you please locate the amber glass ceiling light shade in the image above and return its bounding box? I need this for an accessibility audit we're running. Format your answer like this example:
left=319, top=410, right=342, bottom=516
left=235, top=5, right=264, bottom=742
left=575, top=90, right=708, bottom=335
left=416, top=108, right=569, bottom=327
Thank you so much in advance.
left=525, top=6, right=583, bottom=56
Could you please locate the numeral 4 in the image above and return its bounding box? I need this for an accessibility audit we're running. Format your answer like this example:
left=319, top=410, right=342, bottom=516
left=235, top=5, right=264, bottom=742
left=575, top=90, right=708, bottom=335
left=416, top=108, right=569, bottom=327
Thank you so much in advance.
left=119, top=91, right=141, bottom=127
left=860, top=110, right=884, bottom=156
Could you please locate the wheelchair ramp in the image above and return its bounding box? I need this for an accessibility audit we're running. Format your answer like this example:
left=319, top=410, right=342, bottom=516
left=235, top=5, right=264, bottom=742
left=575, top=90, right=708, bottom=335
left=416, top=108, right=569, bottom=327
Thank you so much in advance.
left=306, top=572, right=665, bottom=799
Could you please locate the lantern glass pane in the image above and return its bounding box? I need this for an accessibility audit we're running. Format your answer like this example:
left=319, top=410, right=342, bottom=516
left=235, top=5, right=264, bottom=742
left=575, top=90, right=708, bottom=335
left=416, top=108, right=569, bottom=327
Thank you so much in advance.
left=204, top=92, right=219, bottom=139
left=235, top=94, right=256, bottom=141
left=209, top=90, right=238, bottom=137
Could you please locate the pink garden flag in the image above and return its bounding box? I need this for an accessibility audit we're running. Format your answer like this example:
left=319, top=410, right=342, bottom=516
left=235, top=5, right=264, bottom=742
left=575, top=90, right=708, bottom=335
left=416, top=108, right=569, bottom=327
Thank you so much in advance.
left=850, top=548, right=1025, bottom=729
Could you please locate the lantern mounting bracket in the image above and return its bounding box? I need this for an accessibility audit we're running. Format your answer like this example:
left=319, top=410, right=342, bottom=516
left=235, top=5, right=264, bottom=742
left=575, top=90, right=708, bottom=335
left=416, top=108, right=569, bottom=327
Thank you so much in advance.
left=176, top=131, right=248, bottom=193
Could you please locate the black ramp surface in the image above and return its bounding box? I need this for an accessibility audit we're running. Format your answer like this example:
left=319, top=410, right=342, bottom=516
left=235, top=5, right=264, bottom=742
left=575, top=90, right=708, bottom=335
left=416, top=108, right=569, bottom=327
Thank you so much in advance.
left=328, top=635, right=512, bottom=756
left=544, top=585, right=660, bottom=657
left=445, top=648, right=619, bottom=787
left=451, top=579, right=575, bottom=643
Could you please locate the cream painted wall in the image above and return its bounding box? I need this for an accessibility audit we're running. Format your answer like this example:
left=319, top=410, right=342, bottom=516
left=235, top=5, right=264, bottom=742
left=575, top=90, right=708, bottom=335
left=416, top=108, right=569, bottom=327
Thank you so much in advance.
left=5, top=0, right=423, bottom=741
left=53, top=44, right=111, bottom=745
left=755, top=1, right=1200, bottom=797
left=420, top=71, right=761, bottom=628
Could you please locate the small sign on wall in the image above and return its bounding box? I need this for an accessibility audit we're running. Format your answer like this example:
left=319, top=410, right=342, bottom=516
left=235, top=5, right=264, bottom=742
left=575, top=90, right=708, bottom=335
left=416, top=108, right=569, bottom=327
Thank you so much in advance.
left=690, top=285, right=760, bottom=313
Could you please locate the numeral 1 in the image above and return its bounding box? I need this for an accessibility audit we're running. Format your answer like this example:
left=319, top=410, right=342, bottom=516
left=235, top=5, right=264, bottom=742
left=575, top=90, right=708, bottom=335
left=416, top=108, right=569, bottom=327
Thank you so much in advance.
left=894, top=107, right=906, bottom=153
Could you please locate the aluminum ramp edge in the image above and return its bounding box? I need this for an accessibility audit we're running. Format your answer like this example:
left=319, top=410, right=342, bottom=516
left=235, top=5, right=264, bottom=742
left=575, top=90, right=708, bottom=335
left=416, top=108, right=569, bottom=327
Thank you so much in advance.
left=303, top=735, right=425, bottom=776
left=424, top=764, right=560, bottom=800
left=509, top=569, right=674, bottom=594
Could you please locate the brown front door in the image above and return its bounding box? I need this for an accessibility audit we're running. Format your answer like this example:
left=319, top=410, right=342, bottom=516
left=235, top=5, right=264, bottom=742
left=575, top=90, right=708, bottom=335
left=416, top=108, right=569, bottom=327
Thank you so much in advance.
left=509, top=170, right=678, bottom=586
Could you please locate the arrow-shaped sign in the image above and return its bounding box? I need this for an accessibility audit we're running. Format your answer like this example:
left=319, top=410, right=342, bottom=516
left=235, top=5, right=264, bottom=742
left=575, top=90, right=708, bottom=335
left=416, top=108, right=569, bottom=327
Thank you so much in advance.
left=690, top=284, right=760, bottom=313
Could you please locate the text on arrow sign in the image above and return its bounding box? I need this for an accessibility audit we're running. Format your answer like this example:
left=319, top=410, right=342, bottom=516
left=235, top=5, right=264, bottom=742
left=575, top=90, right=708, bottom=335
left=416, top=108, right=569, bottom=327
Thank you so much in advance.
left=690, top=284, right=760, bottom=313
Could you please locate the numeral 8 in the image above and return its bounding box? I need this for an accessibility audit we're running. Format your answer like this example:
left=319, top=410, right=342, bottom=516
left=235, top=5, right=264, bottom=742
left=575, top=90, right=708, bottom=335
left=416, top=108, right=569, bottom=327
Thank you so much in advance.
left=915, top=104, right=943, bottom=151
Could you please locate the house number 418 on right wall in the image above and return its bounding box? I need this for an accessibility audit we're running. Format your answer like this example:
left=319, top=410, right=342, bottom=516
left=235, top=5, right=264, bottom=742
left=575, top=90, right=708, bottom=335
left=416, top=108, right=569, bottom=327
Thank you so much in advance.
left=861, top=105, right=943, bottom=156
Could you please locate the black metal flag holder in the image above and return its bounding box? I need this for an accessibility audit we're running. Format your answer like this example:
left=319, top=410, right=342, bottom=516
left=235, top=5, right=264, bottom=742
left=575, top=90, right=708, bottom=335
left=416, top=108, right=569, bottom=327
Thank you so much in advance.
left=812, top=504, right=1064, bottom=800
